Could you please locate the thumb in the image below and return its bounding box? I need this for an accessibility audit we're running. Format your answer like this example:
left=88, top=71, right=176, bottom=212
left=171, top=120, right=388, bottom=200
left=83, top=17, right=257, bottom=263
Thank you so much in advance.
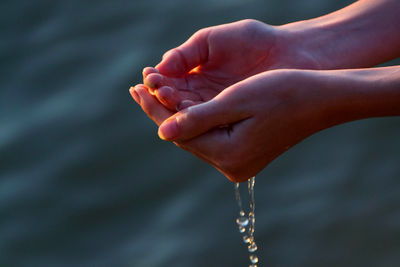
left=158, top=97, right=250, bottom=141
left=156, top=29, right=209, bottom=77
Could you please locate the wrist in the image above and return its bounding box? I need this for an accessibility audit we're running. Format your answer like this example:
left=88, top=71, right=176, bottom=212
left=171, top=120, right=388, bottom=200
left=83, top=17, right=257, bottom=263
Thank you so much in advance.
left=276, top=0, right=400, bottom=70
left=304, top=67, right=400, bottom=131
left=276, top=21, right=339, bottom=70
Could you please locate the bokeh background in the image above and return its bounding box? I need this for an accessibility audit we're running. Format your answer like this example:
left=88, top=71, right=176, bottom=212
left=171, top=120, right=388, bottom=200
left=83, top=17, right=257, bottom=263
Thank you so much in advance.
left=1, top=0, right=400, bottom=266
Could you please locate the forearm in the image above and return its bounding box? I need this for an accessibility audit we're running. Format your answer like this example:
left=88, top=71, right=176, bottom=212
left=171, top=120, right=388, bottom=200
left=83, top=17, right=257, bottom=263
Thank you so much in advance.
left=311, top=66, right=400, bottom=131
left=280, top=0, right=400, bottom=69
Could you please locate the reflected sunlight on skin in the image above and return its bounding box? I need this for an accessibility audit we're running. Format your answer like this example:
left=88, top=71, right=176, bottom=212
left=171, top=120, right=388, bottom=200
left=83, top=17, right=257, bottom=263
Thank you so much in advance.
left=131, top=0, right=400, bottom=182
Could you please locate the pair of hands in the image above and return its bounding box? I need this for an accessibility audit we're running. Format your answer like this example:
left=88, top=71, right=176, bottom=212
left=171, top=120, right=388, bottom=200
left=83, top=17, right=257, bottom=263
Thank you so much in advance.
left=131, top=20, right=326, bottom=182
left=130, top=16, right=399, bottom=182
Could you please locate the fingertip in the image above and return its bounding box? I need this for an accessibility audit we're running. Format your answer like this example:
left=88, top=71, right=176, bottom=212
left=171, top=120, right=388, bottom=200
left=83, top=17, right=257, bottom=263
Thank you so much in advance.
left=177, top=100, right=196, bottom=111
left=134, top=84, right=148, bottom=99
left=129, top=86, right=141, bottom=104
left=142, top=67, right=159, bottom=78
left=135, top=84, right=173, bottom=126
left=156, top=86, right=182, bottom=111
left=156, top=50, right=184, bottom=77
left=158, top=117, right=179, bottom=141
left=144, top=73, right=163, bottom=90
left=156, top=86, right=175, bottom=110
left=157, top=86, right=173, bottom=99
left=162, top=49, right=173, bottom=60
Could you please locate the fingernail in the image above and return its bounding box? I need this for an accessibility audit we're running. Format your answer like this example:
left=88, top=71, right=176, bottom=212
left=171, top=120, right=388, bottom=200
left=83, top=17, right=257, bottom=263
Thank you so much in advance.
left=135, top=86, right=144, bottom=103
left=144, top=79, right=155, bottom=89
left=142, top=68, right=149, bottom=78
left=142, top=67, right=159, bottom=79
left=130, top=86, right=140, bottom=104
left=158, top=118, right=179, bottom=140
left=144, top=80, right=156, bottom=95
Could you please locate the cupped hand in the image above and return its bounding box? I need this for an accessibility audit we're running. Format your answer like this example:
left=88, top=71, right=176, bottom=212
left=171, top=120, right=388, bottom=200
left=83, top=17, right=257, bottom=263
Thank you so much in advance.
left=141, top=19, right=320, bottom=111
left=131, top=69, right=336, bottom=182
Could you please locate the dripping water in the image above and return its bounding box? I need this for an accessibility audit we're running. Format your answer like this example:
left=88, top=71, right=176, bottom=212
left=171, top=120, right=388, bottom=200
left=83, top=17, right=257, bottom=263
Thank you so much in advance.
left=234, top=177, right=258, bottom=267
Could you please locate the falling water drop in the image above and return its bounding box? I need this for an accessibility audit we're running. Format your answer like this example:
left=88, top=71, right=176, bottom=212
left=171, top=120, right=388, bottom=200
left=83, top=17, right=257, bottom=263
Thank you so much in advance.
left=233, top=177, right=258, bottom=266
left=248, top=242, right=258, bottom=253
left=249, top=254, right=258, bottom=263
left=236, top=216, right=249, bottom=227
left=243, top=235, right=254, bottom=244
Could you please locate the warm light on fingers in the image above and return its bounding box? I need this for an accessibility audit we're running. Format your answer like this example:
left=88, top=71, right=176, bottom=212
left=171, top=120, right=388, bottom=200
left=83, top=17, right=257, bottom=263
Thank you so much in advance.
left=188, top=65, right=201, bottom=74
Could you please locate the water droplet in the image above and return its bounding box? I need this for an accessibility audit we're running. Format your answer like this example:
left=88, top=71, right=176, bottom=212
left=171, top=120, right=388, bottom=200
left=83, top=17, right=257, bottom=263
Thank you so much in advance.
left=248, top=242, right=258, bottom=253
left=233, top=177, right=259, bottom=265
left=243, top=235, right=253, bottom=243
left=248, top=227, right=254, bottom=235
left=250, top=254, right=258, bottom=263
left=236, top=216, right=249, bottom=227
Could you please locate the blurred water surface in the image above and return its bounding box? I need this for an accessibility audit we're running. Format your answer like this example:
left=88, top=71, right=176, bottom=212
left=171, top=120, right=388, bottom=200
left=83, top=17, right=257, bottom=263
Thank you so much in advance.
left=1, top=0, right=400, bottom=266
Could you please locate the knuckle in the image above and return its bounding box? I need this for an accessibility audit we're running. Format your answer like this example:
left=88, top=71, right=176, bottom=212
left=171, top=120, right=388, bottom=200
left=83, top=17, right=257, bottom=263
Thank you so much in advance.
left=164, top=48, right=178, bottom=60
left=193, top=28, right=207, bottom=39
left=191, top=27, right=211, bottom=46
left=162, top=49, right=172, bottom=59
left=163, top=48, right=182, bottom=61
left=240, top=19, right=260, bottom=28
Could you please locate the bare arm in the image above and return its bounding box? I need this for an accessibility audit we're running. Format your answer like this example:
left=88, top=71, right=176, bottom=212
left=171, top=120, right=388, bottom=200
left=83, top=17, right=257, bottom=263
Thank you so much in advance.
left=280, top=0, right=400, bottom=69
left=132, top=0, right=400, bottom=182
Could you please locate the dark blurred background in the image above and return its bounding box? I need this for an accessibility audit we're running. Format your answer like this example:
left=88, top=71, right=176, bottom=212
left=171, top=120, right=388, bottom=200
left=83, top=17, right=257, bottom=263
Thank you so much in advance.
left=1, top=0, right=400, bottom=266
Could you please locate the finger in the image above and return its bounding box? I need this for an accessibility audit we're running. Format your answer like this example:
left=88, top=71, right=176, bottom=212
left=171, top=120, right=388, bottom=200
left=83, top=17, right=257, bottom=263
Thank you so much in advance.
left=155, top=86, right=202, bottom=111
left=145, top=74, right=203, bottom=107
left=155, top=86, right=182, bottom=111
left=144, top=73, right=163, bottom=92
left=144, top=73, right=187, bottom=93
left=142, top=67, right=159, bottom=79
left=134, top=84, right=173, bottom=126
left=177, top=100, right=198, bottom=111
left=176, top=127, right=228, bottom=160
left=129, top=86, right=141, bottom=104
left=156, top=29, right=210, bottom=77
left=157, top=93, right=251, bottom=141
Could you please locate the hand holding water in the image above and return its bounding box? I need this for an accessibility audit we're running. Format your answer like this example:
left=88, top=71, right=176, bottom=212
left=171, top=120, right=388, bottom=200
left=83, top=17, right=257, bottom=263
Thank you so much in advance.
left=131, top=0, right=400, bottom=183
left=132, top=67, right=400, bottom=182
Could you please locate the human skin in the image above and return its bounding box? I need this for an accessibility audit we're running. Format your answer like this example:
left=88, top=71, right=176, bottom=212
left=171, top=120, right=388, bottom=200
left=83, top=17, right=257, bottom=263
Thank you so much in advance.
left=130, top=0, right=400, bottom=182
left=138, top=0, right=400, bottom=111
left=131, top=67, right=400, bottom=182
